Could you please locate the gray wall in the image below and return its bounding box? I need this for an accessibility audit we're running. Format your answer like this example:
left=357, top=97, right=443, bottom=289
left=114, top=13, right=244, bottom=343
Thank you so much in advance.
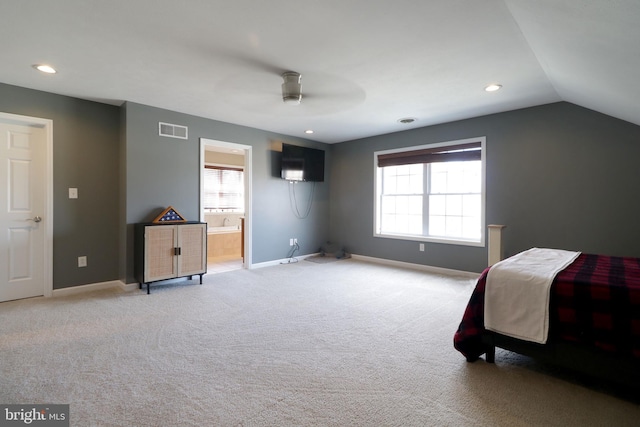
left=123, top=102, right=329, bottom=283
left=0, top=83, right=120, bottom=289
left=0, top=83, right=330, bottom=290
left=329, top=102, right=640, bottom=273
left=5, top=79, right=639, bottom=287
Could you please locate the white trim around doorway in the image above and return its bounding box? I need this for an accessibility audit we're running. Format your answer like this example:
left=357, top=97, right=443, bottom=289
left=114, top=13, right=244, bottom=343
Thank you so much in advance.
left=200, top=138, right=252, bottom=269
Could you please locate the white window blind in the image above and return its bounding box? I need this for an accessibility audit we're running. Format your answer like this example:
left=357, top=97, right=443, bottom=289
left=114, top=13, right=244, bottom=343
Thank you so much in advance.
left=203, top=166, right=244, bottom=211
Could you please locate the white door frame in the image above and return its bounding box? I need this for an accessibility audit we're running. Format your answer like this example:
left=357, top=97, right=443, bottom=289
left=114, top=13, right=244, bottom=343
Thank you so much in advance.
left=199, top=138, right=252, bottom=269
left=0, top=112, right=54, bottom=297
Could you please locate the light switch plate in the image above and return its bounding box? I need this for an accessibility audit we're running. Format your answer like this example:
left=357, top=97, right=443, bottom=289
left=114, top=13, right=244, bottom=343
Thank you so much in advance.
left=69, top=188, right=78, bottom=199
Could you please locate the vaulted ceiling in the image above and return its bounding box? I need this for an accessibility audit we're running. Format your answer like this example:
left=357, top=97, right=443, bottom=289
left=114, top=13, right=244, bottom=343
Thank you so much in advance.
left=1, top=1, right=638, bottom=143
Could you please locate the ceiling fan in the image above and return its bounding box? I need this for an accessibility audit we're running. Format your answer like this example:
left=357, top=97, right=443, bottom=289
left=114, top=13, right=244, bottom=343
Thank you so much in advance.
left=214, top=57, right=364, bottom=114
left=275, top=70, right=365, bottom=114
left=281, top=71, right=303, bottom=105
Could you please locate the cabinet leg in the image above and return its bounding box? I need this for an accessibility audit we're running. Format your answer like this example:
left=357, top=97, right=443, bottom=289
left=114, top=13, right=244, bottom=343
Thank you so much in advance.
left=147, top=283, right=150, bottom=295
left=199, top=274, right=203, bottom=285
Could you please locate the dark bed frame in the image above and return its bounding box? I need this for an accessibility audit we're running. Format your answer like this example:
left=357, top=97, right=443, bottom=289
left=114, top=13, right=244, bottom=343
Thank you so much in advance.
left=481, top=331, right=640, bottom=390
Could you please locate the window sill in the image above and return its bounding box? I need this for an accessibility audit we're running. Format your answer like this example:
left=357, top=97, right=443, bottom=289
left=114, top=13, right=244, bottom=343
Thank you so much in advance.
left=374, top=232, right=484, bottom=247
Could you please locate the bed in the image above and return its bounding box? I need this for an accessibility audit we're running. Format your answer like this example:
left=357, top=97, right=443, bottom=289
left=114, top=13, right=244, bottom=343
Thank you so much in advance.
left=454, top=249, right=640, bottom=387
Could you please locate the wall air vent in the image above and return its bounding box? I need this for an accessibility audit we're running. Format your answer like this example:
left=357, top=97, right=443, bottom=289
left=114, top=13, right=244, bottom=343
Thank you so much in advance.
left=159, top=122, right=188, bottom=139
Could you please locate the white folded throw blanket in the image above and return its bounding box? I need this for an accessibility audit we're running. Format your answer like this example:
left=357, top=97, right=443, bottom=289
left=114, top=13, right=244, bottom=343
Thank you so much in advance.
left=484, top=247, right=581, bottom=344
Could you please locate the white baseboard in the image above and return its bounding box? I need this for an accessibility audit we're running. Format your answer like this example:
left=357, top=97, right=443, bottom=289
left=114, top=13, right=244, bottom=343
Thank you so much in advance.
left=49, top=255, right=476, bottom=297
left=121, top=282, right=142, bottom=292
left=350, top=254, right=479, bottom=279
left=253, top=252, right=479, bottom=279
left=52, top=280, right=126, bottom=297
left=251, top=253, right=320, bottom=269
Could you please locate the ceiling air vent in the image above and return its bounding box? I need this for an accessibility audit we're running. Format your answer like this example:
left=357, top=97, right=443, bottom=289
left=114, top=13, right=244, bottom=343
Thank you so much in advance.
left=159, top=122, right=188, bottom=139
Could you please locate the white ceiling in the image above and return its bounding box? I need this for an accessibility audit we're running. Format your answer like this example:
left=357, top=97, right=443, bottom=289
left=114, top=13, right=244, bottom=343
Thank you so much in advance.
left=1, top=0, right=639, bottom=144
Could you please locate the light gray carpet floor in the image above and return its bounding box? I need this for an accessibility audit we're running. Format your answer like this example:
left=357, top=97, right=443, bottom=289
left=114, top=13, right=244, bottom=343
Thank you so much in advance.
left=1, top=259, right=638, bottom=426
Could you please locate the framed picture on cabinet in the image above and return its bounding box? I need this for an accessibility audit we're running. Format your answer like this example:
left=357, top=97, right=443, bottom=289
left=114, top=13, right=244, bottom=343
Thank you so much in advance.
left=152, top=206, right=187, bottom=224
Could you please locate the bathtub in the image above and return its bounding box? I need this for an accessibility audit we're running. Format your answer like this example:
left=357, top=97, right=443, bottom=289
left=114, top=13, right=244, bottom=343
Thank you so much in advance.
left=208, top=225, right=241, bottom=233
left=207, top=225, right=242, bottom=260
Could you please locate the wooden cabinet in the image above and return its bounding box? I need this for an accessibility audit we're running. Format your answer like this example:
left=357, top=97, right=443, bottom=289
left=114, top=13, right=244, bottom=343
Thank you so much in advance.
left=135, top=222, right=207, bottom=294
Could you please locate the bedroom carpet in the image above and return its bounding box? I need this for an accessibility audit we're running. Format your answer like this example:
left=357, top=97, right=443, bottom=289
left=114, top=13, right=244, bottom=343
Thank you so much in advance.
left=1, top=259, right=638, bottom=426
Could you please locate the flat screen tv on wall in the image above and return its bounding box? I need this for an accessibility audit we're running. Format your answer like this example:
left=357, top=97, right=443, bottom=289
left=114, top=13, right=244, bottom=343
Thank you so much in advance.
left=281, top=143, right=325, bottom=182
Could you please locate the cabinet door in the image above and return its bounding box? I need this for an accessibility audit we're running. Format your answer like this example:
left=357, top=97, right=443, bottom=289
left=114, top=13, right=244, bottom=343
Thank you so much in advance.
left=144, top=225, right=178, bottom=282
left=177, top=223, right=206, bottom=276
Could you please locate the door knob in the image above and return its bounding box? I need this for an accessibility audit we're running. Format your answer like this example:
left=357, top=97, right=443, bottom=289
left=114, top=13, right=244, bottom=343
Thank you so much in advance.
left=27, top=216, right=42, bottom=223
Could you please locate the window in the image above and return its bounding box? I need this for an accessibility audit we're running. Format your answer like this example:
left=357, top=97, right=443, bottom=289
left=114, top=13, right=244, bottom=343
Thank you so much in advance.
left=203, top=165, right=244, bottom=212
left=374, top=137, right=485, bottom=246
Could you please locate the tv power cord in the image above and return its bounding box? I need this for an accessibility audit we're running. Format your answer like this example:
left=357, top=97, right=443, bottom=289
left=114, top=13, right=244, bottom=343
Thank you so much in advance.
left=281, top=241, right=300, bottom=264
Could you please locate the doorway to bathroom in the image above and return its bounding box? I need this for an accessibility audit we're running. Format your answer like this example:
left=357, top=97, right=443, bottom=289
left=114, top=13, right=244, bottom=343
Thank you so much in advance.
left=200, top=138, right=252, bottom=273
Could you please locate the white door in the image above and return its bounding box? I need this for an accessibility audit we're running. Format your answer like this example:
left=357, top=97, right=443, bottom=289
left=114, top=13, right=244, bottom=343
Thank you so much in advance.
left=0, top=118, right=48, bottom=302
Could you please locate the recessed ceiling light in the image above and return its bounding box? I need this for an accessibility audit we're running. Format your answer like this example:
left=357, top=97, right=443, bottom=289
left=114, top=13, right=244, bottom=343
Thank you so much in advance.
left=33, top=64, right=57, bottom=74
left=485, top=84, right=502, bottom=92
left=304, top=130, right=314, bottom=134
left=398, top=118, right=416, bottom=124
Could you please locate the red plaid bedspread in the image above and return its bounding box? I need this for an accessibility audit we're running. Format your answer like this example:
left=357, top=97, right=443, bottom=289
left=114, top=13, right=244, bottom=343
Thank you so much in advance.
left=454, top=253, right=640, bottom=361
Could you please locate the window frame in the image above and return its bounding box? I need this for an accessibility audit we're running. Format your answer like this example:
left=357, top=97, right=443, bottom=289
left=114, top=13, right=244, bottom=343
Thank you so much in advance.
left=373, top=137, right=486, bottom=247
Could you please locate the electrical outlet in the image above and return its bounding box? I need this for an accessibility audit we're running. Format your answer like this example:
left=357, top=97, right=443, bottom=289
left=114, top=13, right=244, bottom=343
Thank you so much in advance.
left=294, top=238, right=298, bottom=245
left=69, top=188, right=78, bottom=199
left=419, top=243, right=425, bottom=252
left=290, top=238, right=294, bottom=246
left=78, top=256, right=87, bottom=267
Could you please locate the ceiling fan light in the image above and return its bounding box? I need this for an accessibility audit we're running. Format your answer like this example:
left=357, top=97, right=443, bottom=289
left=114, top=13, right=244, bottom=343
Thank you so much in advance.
left=282, top=72, right=302, bottom=105
left=283, top=94, right=301, bottom=104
